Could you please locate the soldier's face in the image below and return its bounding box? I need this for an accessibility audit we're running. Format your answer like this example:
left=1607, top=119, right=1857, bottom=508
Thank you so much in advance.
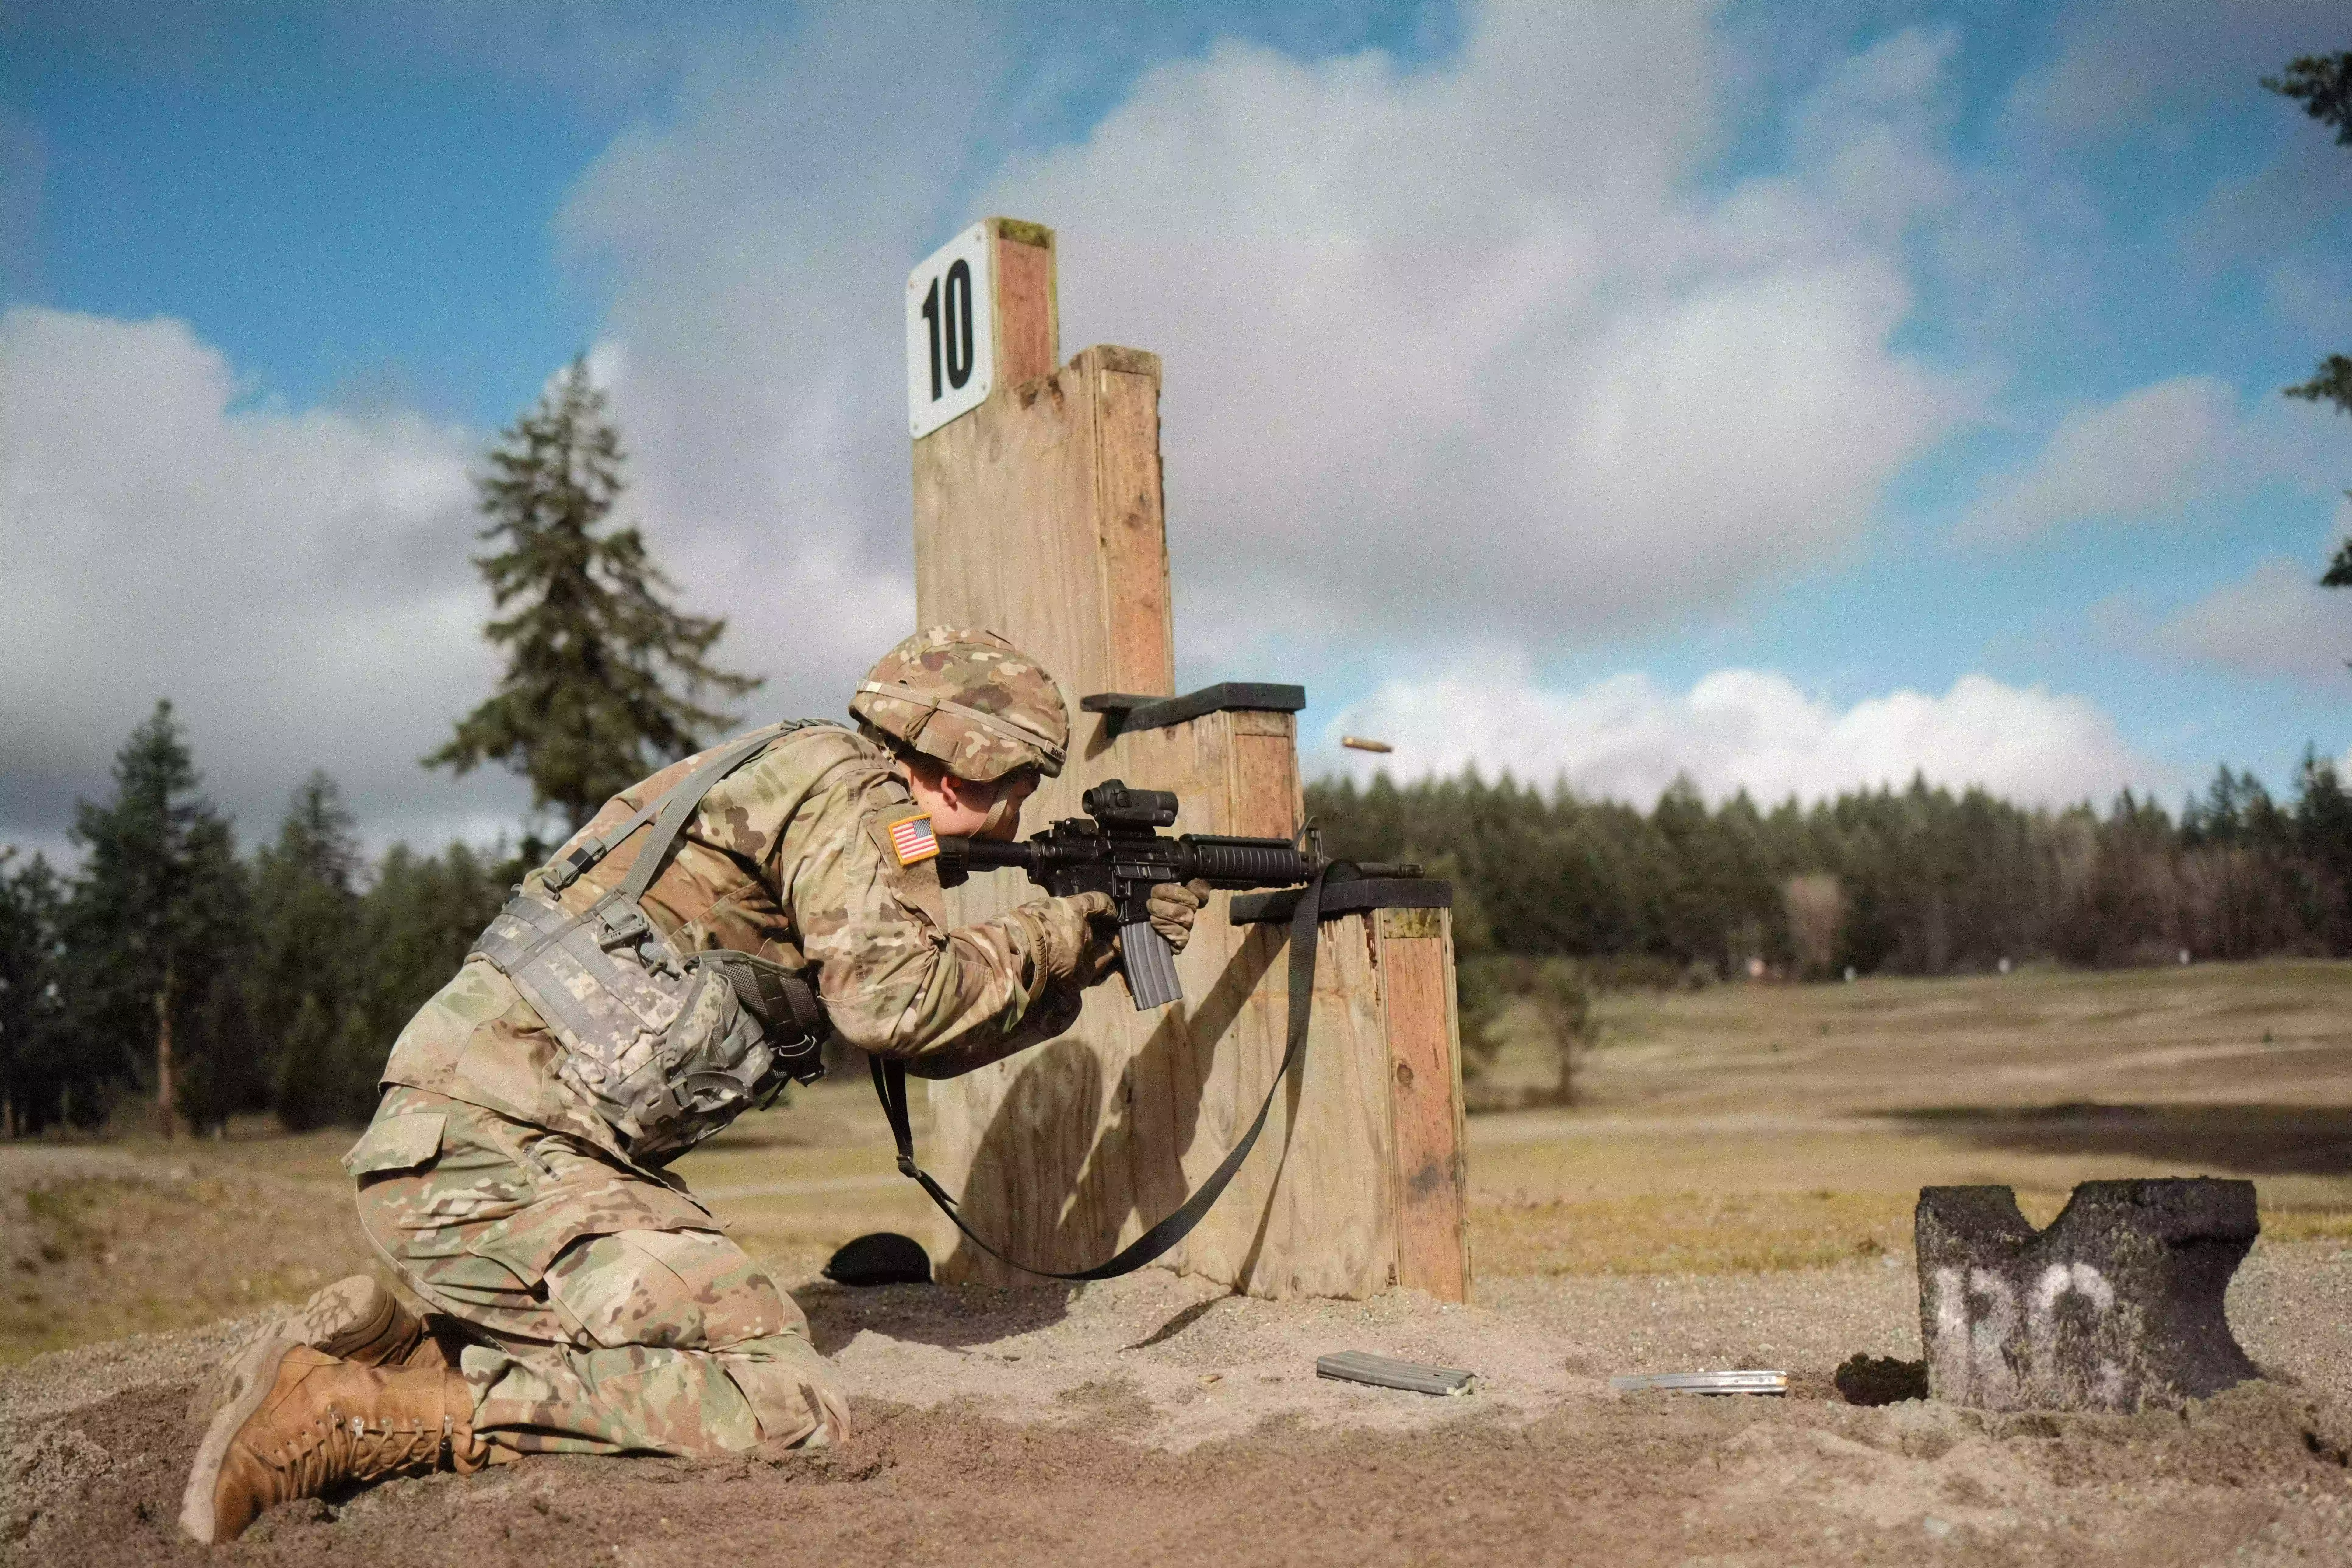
left=977, top=768, right=1041, bottom=839
left=908, top=763, right=1038, bottom=839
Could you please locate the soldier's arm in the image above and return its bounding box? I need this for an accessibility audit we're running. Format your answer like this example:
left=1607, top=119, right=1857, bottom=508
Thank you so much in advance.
left=783, top=771, right=1103, bottom=1066
left=895, top=977, right=1087, bottom=1081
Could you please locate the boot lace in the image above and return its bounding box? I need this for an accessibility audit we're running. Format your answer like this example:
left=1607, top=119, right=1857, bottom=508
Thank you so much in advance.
left=256, top=1402, right=451, bottom=1505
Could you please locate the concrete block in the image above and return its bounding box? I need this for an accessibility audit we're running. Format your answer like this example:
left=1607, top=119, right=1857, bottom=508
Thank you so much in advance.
left=1916, top=1179, right=2259, bottom=1412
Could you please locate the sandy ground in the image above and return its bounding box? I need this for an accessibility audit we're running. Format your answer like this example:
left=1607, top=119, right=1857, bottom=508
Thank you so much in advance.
left=7, top=1244, right=2352, bottom=1566
left=8, top=961, right=2352, bottom=1564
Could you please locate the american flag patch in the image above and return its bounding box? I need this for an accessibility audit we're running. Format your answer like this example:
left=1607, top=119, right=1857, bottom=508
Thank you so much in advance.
left=886, top=813, right=940, bottom=866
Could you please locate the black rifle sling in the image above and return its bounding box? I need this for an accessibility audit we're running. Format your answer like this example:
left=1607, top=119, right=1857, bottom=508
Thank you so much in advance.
left=873, top=865, right=1329, bottom=1283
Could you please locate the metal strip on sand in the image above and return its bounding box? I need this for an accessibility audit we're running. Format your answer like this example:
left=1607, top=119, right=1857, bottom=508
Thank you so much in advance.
left=1608, top=1370, right=1788, bottom=1395
left=1317, top=1351, right=1479, bottom=1397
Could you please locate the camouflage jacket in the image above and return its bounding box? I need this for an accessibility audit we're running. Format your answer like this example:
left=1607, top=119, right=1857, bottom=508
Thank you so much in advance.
left=381, top=723, right=1089, bottom=1159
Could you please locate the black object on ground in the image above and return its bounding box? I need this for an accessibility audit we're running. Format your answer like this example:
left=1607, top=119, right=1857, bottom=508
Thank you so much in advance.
left=822, top=1232, right=933, bottom=1286
left=1316, top=1351, right=1478, bottom=1396
left=1833, top=1353, right=1928, bottom=1406
left=1916, top=1178, right=2259, bottom=1411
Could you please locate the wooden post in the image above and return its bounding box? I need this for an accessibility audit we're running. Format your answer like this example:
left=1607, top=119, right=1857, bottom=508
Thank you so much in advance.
left=1376, top=908, right=1471, bottom=1299
left=909, top=218, right=1470, bottom=1300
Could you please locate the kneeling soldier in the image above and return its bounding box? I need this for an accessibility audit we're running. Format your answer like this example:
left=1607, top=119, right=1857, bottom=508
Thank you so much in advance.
left=181, top=627, right=1204, bottom=1543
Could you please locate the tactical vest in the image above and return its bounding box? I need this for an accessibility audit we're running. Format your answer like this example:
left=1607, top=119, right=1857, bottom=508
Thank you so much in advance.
left=473, top=721, right=831, bottom=1163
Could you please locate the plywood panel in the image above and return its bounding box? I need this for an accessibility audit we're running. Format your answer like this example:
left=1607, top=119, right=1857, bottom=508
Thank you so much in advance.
left=1377, top=907, right=1471, bottom=1303
left=911, top=702, right=1397, bottom=1295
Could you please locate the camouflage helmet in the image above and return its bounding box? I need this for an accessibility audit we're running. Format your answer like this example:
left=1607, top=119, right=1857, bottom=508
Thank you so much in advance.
left=850, top=626, right=1069, bottom=781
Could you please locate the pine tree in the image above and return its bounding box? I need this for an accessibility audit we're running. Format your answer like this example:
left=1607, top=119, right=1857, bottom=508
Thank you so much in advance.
left=2266, top=51, right=2352, bottom=149
left=2264, top=51, right=2352, bottom=586
left=349, top=840, right=507, bottom=1056
left=2292, top=747, right=2352, bottom=949
left=248, top=772, right=367, bottom=1130
left=426, top=358, right=763, bottom=830
left=0, top=849, right=68, bottom=1135
left=64, top=701, right=248, bottom=1136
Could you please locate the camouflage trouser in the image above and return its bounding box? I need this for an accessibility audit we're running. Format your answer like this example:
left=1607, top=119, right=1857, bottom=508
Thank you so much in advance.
left=345, top=1086, right=847, bottom=1457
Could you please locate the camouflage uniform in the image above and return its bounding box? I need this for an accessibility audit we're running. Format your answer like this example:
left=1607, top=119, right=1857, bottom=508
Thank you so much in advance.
left=348, top=662, right=1095, bottom=1460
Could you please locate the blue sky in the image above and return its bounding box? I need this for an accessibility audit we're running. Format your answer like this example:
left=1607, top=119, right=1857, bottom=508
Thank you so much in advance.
left=3, top=0, right=2350, bottom=854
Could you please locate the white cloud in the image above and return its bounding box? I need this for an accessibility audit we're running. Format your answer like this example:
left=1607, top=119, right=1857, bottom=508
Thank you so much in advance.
left=2154, top=556, right=2352, bottom=685
left=1783, top=26, right=1962, bottom=246
left=2186, top=133, right=2352, bottom=281
left=2003, top=0, right=2350, bottom=145
left=0, top=307, right=519, bottom=853
left=1317, top=663, right=2155, bottom=808
left=982, top=6, right=1961, bottom=646
left=565, top=0, right=1966, bottom=669
left=2267, top=252, right=2352, bottom=344
left=27, top=4, right=2289, bottom=858
left=1963, top=372, right=2347, bottom=544
left=1963, top=376, right=2244, bottom=542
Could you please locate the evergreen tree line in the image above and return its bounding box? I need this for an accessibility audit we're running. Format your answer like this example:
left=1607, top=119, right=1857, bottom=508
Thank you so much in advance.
left=0, top=702, right=509, bottom=1137
left=1308, top=753, right=2352, bottom=982
left=15, top=705, right=2352, bottom=1135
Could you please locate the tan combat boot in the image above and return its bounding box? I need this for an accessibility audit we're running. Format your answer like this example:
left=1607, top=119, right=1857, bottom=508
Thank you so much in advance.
left=189, top=1276, right=444, bottom=1435
left=178, top=1346, right=488, bottom=1544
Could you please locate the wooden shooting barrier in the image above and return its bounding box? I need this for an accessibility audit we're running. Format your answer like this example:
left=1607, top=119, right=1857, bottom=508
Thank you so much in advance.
left=908, top=217, right=1471, bottom=1301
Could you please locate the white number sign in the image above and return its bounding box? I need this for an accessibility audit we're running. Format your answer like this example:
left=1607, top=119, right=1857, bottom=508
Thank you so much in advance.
left=905, top=222, right=994, bottom=438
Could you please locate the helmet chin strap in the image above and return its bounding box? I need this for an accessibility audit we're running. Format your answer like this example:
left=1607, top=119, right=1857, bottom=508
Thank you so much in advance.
left=976, top=785, right=1020, bottom=839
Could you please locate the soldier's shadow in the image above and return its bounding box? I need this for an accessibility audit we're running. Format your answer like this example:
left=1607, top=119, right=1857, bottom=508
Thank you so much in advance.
left=858, top=925, right=1283, bottom=1351
left=799, top=1275, right=1080, bottom=1355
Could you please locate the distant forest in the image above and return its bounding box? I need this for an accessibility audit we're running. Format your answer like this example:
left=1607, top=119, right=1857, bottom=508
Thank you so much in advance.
left=0, top=703, right=511, bottom=1138
left=1310, top=755, right=2352, bottom=980
left=7, top=699, right=2352, bottom=1136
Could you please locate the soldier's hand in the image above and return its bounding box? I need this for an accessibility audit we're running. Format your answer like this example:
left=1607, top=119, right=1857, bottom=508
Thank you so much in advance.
left=1036, top=892, right=1122, bottom=987
left=1062, top=890, right=1117, bottom=927
left=1077, top=933, right=1124, bottom=989
left=1071, top=891, right=1126, bottom=987
left=1146, top=879, right=1212, bottom=954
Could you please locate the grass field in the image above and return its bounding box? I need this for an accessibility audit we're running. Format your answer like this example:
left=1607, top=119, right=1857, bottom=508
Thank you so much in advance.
left=8, top=957, right=2351, bottom=1366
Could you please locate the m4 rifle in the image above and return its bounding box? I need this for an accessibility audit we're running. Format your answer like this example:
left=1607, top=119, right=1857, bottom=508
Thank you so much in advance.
left=937, top=778, right=1418, bottom=1009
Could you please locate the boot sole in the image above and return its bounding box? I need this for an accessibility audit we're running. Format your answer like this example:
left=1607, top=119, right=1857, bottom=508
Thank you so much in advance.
left=178, top=1278, right=389, bottom=1544
left=178, top=1334, right=295, bottom=1544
